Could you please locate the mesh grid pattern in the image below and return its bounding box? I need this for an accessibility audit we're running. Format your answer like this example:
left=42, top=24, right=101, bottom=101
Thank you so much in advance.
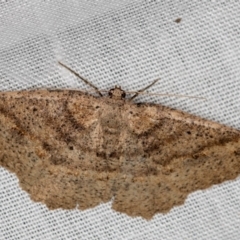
left=0, top=1, right=240, bottom=239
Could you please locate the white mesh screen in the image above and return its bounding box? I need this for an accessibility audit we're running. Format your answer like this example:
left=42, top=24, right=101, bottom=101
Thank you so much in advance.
left=1, top=1, right=240, bottom=239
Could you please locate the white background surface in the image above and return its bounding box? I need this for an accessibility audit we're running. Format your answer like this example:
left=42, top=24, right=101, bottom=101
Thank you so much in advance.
left=0, top=1, right=240, bottom=239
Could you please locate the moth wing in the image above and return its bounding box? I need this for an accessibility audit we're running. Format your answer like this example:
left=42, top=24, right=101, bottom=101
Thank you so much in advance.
left=0, top=90, right=113, bottom=210
left=112, top=103, right=240, bottom=218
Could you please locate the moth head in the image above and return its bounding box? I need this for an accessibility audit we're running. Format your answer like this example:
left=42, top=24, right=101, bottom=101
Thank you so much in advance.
left=108, top=86, right=126, bottom=100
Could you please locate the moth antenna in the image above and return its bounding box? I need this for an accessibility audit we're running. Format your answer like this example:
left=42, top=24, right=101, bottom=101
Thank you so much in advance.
left=130, top=78, right=160, bottom=100
left=58, top=61, right=103, bottom=97
left=127, top=91, right=206, bottom=100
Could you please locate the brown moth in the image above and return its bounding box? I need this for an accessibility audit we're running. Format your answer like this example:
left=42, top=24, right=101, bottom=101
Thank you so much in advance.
left=0, top=63, right=240, bottom=219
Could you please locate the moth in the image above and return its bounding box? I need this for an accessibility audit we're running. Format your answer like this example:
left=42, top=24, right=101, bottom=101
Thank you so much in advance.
left=0, top=62, right=239, bottom=219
